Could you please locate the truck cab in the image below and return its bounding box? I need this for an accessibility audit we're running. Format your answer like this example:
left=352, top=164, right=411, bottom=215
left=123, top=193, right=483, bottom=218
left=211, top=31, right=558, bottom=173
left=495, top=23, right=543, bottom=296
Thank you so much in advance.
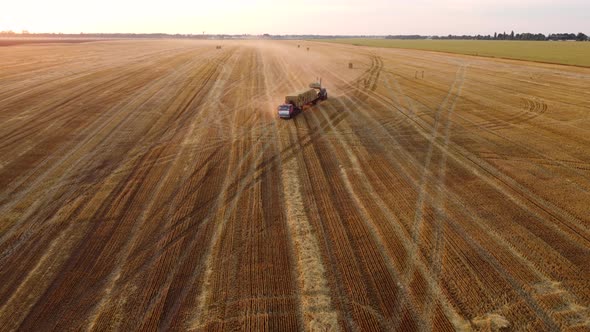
left=278, top=103, right=294, bottom=119
left=318, top=88, right=327, bottom=100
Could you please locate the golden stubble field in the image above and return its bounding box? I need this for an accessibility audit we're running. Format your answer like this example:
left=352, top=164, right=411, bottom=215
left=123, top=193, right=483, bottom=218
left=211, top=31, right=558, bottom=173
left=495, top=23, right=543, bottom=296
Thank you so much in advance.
left=0, top=39, right=589, bottom=331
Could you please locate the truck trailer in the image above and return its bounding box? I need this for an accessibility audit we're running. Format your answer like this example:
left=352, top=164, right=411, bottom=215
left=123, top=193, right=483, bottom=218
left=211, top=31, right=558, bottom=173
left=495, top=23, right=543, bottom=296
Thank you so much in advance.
left=278, top=81, right=327, bottom=119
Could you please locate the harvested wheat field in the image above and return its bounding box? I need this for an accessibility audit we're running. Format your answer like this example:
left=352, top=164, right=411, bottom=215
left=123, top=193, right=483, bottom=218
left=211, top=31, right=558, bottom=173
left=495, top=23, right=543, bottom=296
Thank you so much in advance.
left=1, top=39, right=589, bottom=331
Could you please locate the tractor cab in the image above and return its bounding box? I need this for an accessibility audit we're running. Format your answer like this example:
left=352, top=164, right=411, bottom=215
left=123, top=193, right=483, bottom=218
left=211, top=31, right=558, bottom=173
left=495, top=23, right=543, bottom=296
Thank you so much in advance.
left=310, top=78, right=328, bottom=101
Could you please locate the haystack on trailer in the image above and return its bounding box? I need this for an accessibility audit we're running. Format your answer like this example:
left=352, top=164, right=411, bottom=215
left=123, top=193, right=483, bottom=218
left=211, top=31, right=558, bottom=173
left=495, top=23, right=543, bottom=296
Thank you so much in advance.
left=286, top=89, right=318, bottom=109
left=278, top=89, right=318, bottom=119
left=278, top=82, right=328, bottom=119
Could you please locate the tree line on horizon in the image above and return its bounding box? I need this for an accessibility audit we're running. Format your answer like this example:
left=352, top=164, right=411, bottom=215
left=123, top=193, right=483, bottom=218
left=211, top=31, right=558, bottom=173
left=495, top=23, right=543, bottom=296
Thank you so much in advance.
left=386, top=31, right=589, bottom=41
left=1, top=30, right=588, bottom=41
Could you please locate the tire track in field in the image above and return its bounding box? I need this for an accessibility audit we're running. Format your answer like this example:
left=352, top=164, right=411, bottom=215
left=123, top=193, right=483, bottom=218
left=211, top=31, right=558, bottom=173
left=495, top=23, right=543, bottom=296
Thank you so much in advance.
left=280, top=127, right=339, bottom=331
left=293, top=56, right=407, bottom=330
left=386, top=77, right=590, bottom=240
left=0, top=194, right=90, bottom=331
left=296, top=51, right=427, bottom=329
left=317, top=85, right=468, bottom=330
left=85, top=49, right=240, bottom=330
left=341, top=67, right=564, bottom=330
left=192, top=49, right=341, bottom=330
left=465, top=107, right=590, bottom=185
left=0, top=65, right=177, bottom=260
left=478, top=152, right=590, bottom=172
left=318, top=58, right=566, bottom=329
left=107, top=53, right=289, bottom=257
left=290, top=116, right=369, bottom=331
left=451, top=65, right=590, bottom=133
left=15, top=138, right=171, bottom=331
left=0, top=52, right=192, bottom=196
left=340, top=61, right=590, bottom=247
left=188, top=110, right=264, bottom=330
left=0, top=51, right=215, bottom=265
left=189, top=51, right=283, bottom=330
left=258, top=52, right=313, bottom=331
left=266, top=51, right=342, bottom=330
left=151, top=48, right=258, bottom=331
left=0, top=46, right=182, bottom=104
left=0, top=51, right=202, bottom=209
left=310, top=101, right=418, bottom=331
left=335, top=89, right=560, bottom=330
left=383, top=66, right=590, bottom=191
left=24, top=46, right=236, bottom=330
left=303, top=52, right=466, bottom=329
left=423, top=65, right=467, bottom=330
left=475, top=96, right=548, bottom=130
left=380, top=65, right=588, bottom=264
left=392, top=64, right=466, bottom=330
left=123, top=55, right=246, bottom=330
left=0, top=47, right=231, bottom=330
left=406, top=100, right=590, bottom=235
left=0, top=49, right=195, bottom=150
left=324, top=90, right=483, bottom=330
left=279, top=116, right=340, bottom=330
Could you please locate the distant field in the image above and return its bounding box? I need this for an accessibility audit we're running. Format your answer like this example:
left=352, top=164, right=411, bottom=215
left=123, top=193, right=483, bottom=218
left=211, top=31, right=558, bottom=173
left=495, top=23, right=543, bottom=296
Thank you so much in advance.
left=320, top=39, right=590, bottom=67
left=0, top=38, right=103, bottom=47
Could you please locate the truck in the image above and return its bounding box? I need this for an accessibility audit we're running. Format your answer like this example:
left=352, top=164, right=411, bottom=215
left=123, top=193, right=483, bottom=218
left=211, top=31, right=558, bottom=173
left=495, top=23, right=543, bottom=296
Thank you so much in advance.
left=278, top=80, right=328, bottom=119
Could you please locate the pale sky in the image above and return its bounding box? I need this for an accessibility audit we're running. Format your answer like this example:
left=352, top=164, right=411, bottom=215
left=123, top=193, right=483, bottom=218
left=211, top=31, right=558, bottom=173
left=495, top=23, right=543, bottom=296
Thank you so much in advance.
left=1, top=0, right=589, bottom=35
